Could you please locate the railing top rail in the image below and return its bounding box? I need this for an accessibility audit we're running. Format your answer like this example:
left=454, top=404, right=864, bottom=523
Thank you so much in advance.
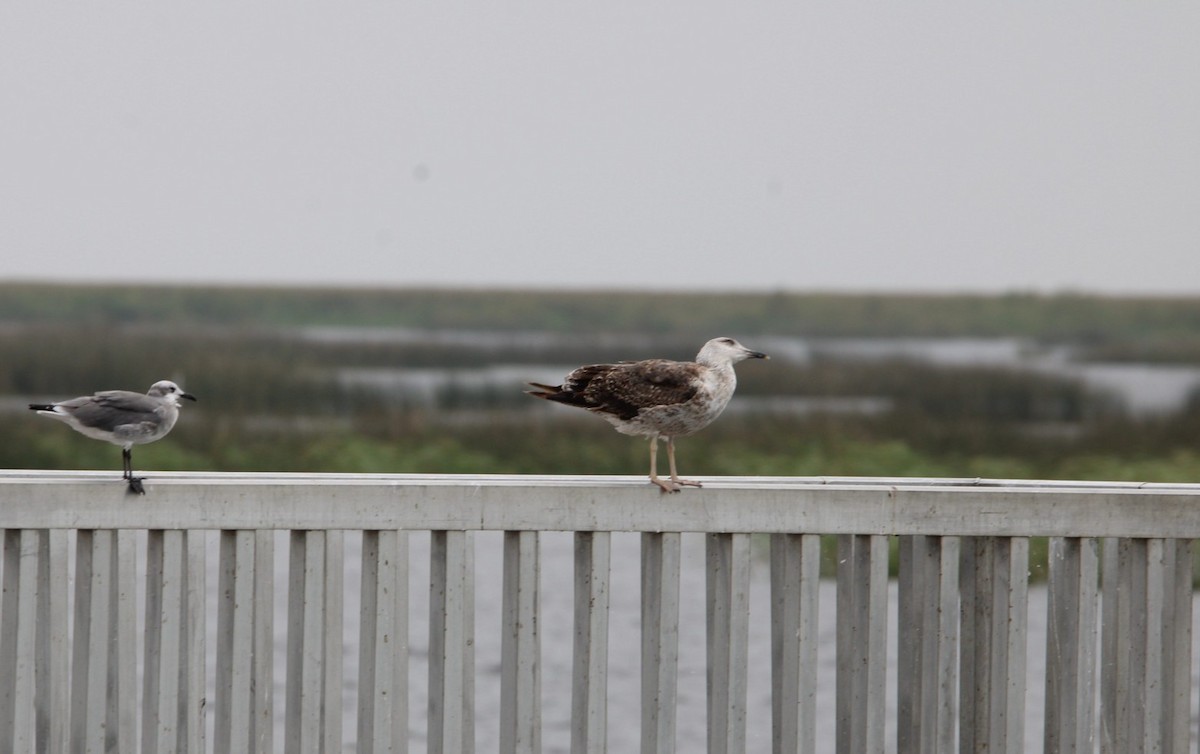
left=4, top=470, right=1200, bottom=537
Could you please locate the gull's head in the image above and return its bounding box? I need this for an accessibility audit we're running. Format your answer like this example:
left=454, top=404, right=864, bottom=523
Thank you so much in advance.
left=696, top=337, right=769, bottom=367
left=148, top=380, right=198, bottom=405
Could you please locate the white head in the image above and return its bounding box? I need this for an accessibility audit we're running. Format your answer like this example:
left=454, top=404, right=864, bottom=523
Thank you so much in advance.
left=695, top=337, right=769, bottom=368
left=147, top=380, right=198, bottom=405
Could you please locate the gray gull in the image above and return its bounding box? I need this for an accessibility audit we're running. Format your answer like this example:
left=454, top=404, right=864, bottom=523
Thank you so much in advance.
left=29, top=379, right=197, bottom=494
left=527, top=337, right=768, bottom=492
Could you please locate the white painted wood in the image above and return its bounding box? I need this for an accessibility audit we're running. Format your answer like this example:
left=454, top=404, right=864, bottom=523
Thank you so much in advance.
left=641, top=532, right=681, bottom=754
left=253, top=530, right=275, bottom=750
left=429, top=530, right=476, bottom=754
left=358, top=529, right=409, bottom=754
left=835, top=534, right=889, bottom=754
left=3, top=473, right=1200, bottom=754
left=1044, top=537, right=1098, bottom=754
left=1104, top=537, right=1155, bottom=754
left=898, top=535, right=960, bottom=754
left=73, top=529, right=116, bottom=754
left=500, top=530, right=541, bottom=754
left=325, top=530, right=346, bottom=754
left=0, top=530, right=6, bottom=733
left=36, top=529, right=70, bottom=754
left=0, top=530, right=38, bottom=753
left=0, top=530, right=19, bottom=751
left=1044, top=538, right=1096, bottom=748
left=571, top=531, right=611, bottom=754
left=217, top=530, right=259, bottom=754
left=8, top=472, right=1200, bottom=538
left=186, top=530, right=208, bottom=753
left=1138, top=539, right=1166, bottom=752
left=286, top=529, right=340, bottom=754
left=960, top=536, right=1029, bottom=754
left=769, top=533, right=819, bottom=754
left=1100, top=538, right=1119, bottom=754
left=1161, top=539, right=1192, bottom=754
left=113, top=530, right=138, bottom=750
left=143, top=529, right=186, bottom=754
left=705, top=533, right=750, bottom=754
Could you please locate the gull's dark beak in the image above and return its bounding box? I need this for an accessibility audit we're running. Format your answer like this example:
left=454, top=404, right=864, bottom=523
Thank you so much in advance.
left=750, top=351, right=769, bottom=360
left=181, top=392, right=198, bottom=402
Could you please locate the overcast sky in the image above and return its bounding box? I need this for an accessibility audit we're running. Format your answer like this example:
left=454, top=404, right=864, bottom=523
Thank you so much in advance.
left=1, top=5, right=1196, bottom=294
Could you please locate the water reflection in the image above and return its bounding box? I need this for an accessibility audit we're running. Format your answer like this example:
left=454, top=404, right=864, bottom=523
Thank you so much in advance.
left=320, top=329, right=1200, bottom=418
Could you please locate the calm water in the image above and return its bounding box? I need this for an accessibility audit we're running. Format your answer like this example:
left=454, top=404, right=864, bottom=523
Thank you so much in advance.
left=327, top=331, right=1200, bottom=417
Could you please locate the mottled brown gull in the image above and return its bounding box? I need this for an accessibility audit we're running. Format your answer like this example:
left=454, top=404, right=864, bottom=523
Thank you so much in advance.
left=29, top=379, right=197, bottom=494
left=527, top=337, right=768, bottom=492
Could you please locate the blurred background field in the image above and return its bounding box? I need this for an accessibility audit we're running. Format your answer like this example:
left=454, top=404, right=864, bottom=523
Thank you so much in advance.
left=5, top=282, right=1200, bottom=486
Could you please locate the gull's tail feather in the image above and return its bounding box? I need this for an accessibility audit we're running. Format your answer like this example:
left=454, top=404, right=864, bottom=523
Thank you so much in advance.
left=526, top=382, right=562, bottom=399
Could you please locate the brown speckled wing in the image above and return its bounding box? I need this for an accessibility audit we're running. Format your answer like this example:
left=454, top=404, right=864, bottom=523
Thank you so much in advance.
left=585, top=359, right=702, bottom=420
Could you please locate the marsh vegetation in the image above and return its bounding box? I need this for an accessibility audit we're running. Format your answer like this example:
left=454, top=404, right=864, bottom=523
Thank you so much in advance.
left=4, top=283, right=1200, bottom=485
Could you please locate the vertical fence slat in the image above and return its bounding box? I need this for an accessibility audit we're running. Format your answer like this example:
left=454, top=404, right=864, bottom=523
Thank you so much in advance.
left=217, top=529, right=260, bottom=754
left=706, top=533, right=750, bottom=754
left=1103, top=538, right=1173, bottom=753
left=0, top=529, right=10, bottom=752
left=898, top=535, right=960, bottom=754
left=186, top=530, right=207, bottom=753
left=1103, top=538, right=1142, bottom=753
left=73, top=529, right=117, bottom=754
left=769, top=533, right=819, bottom=754
left=358, top=529, right=409, bottom=754
left=286, top=529, right=344, bottom=754
left=1161, top=539, right=1192, bottom=754
left=1142, top=539, right=1166, bottom=753
left=0, top=530, right=39, bottom=753
left=145, top=529, right=201, bottom=754
left=571, top=531, right=611, bottom=754
left=324, top=530, right=345, bottom=754
left=143, top=529, right=188, bottom=754
left=960, top=536, right=1029, bottom=754
left=836, top=534, right=889, bottom=754
left=641, top=532, right=681, bottom=754
left=1044, top=537, right=1099, bottom=754
left=1100, top=537, right=1119, bottom=754
left=36, top=529, right=70, bottom=754
left=251, top=530, right=273, bottom=753
left=115, top=531, right=139, bottom=749
left=501, top=530, right=542, bottom=754
left=429, top=530, right=476, bottom=754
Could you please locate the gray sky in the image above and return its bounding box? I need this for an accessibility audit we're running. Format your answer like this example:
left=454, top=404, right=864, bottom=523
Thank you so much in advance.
left=1, top=5, right=1197, bottom=293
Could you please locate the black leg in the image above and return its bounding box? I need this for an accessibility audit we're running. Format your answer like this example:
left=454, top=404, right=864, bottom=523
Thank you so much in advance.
left=123, top=448, right=145, bottom=495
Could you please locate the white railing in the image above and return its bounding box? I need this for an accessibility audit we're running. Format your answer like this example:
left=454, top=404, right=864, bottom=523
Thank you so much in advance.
left=1, top=471, right=1197, bottom=753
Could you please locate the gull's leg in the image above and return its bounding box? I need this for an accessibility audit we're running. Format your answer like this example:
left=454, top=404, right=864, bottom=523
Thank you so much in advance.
left=123, top=447, right=145, bottom=495
left=648, top=437, right=679, bottom=493
left=667, top=437, right=702, bottom=488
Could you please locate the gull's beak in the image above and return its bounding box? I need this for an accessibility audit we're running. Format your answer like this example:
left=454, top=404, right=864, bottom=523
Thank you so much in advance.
left=181, top=392, right=198, bottom=402
left=749, top=351, right=769, bottom=360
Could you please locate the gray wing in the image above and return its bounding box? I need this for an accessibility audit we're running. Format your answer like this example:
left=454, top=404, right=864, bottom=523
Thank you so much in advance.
left=61, top=390, right=162, bottom=432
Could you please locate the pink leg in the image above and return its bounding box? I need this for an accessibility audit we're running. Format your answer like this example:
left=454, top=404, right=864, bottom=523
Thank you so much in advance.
left=648, top=437, right=680, bottom=493
left=667, top=437, right=702, bottom=488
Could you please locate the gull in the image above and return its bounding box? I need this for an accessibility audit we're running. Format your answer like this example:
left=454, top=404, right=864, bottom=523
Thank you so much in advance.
left=29, top=380, right=197, bottom=494
left=527, top=337, right=768, bottom=492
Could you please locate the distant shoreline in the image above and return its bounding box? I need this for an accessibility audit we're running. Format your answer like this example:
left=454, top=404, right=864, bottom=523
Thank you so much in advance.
left=2, top=282, right=1199, bottom=349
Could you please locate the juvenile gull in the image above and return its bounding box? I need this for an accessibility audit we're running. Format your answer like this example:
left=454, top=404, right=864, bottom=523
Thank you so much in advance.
left=527, top=337, right=768, bottom=492
left=29, top=380, right=197, bottom=494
